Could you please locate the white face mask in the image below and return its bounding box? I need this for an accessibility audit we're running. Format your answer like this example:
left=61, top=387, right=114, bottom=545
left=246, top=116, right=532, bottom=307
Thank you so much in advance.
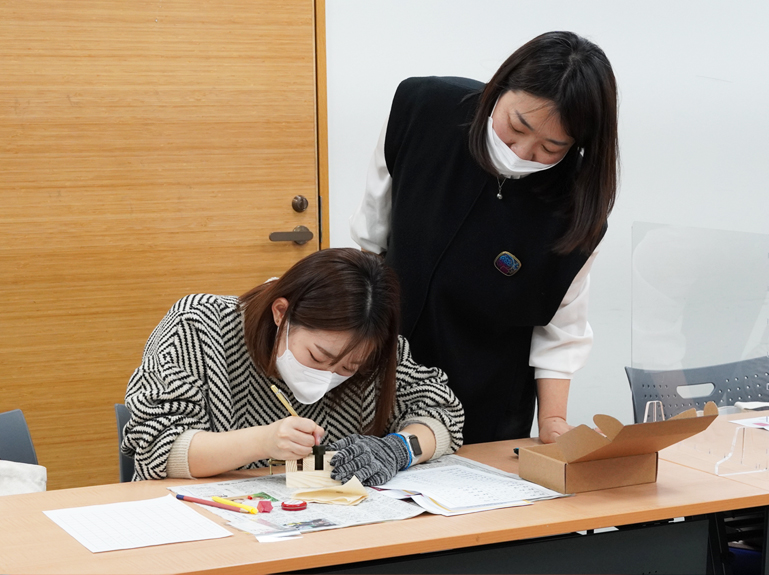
left=275, top=322, right=352, bottom=405
left=486, top=115, right=564, bottom=179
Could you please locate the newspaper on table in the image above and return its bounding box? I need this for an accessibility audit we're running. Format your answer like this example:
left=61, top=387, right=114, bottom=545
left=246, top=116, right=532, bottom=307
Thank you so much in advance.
left=169, top=474, right=423, bottom=540
left=170, top=455, right=565, bottom=538
left=376, top=455, right=565, bottom=516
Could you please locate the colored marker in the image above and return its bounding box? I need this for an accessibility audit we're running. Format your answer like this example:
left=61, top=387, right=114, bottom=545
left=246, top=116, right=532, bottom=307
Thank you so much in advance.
left=176, top=493, right=250, bottom=513
left=212, top=496, right=259, bottom=514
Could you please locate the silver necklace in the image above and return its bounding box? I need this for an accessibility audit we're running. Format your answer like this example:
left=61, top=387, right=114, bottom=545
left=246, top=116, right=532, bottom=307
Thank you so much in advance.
left=496, top=176, right=506, bottom=200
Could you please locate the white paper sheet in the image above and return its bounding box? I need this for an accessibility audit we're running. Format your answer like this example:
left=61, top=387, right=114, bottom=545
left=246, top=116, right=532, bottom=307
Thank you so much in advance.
left=406, top=492, right=530, bottom=516
left=44, top=494, right=233, bottom=553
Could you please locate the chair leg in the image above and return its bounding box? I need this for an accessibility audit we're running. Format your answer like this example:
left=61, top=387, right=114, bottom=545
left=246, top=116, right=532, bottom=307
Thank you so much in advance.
left=762, top=506, right=769, bottom=575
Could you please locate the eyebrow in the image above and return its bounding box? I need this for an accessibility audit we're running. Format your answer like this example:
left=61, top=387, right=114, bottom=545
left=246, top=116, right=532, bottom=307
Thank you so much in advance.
left=514, top=111, right=570, bottom=147
left=314, top=344, right=363, bottom=366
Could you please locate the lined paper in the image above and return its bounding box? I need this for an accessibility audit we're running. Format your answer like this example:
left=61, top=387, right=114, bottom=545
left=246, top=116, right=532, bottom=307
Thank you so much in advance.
left=44, top=494, right=232, bottom=553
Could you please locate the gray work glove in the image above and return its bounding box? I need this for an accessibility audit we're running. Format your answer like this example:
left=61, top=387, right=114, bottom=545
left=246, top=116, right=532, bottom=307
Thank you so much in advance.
left=329, top=434, right=409, bottom=487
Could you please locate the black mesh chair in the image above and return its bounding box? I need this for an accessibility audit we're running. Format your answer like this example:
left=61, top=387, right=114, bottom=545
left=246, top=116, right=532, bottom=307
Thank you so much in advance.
left=114, top=403, right=135, bottom=482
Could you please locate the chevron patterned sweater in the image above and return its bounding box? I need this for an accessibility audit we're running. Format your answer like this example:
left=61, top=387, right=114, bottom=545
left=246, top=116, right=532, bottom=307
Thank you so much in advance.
left=122, top=294, right=464, bottom=480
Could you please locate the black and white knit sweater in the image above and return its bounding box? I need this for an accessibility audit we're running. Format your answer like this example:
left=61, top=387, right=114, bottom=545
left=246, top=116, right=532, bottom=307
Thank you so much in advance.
left=122, top=294, right=464, bottom=480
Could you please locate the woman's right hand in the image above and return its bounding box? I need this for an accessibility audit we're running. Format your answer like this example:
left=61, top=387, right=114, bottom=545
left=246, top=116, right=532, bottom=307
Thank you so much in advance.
left=262, top=417, right=324, bottom=460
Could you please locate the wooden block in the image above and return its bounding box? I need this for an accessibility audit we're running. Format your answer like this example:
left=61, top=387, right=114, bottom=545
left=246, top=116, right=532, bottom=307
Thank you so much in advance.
left=285, top=451, right=340, bottom=489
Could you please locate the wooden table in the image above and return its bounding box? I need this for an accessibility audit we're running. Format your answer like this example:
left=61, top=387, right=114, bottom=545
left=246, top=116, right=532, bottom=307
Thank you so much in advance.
left=3, top=438, right=769, bottom=574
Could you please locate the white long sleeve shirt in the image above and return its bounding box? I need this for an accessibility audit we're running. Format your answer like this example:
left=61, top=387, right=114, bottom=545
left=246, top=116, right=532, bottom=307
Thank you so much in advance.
left=350, top=121, right=598, bottom=381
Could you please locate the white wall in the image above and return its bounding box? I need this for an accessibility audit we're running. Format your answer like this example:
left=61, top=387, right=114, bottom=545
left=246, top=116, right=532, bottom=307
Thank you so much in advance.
left=325, top=0, right=769, bottom=428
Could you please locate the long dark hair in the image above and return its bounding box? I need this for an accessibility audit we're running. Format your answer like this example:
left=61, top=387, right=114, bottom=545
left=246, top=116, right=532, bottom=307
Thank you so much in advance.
left=468, top=31, right=618, bottom=254
left=239, top=248, right=401, bottom=435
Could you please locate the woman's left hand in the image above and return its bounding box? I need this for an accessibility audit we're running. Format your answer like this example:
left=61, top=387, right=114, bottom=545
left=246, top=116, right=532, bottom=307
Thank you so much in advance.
left=538, top=416, right=574, bottom=444
left=328, top=434, right=409, bottom=486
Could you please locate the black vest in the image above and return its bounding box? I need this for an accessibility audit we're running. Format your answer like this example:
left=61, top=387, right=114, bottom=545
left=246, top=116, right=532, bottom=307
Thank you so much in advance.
left=384, top=77, right=600, bottom=444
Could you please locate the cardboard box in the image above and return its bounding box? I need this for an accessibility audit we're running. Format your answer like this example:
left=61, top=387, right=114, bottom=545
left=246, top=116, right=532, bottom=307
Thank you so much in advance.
left=518, top=402, right=718, bottom=494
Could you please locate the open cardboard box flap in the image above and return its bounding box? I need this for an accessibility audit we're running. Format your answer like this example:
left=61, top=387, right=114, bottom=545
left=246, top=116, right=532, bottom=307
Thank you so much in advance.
left=518, top=402, right=719, bottom=493
left=555, top=401, right=718, bottom=464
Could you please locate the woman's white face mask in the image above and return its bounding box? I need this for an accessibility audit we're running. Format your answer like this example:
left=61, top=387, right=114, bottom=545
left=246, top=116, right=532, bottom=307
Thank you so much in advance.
left=275, top=322, right=353, bottom=405
left=486, top=115, right=564, bottom=178
left=486, top=91, right=573, bottom=178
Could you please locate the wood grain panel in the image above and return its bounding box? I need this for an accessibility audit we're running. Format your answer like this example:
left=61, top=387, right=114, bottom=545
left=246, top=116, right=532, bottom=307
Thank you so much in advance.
left=0, top=0, right=320, bottom=489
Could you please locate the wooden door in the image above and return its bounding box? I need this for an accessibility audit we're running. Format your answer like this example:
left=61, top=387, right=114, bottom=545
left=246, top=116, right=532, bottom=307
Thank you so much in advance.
left=0, top=1, right=324, bottom=489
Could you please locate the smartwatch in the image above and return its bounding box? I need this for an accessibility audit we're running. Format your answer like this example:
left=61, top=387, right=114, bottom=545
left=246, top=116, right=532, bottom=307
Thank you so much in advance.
left=398, top=432, right=422, bottom=459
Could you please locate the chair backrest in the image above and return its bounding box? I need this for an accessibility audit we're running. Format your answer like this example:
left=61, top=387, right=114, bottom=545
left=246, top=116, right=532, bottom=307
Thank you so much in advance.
left=625, top=356, right=769, bottom=423
left=114, top=404, right=135, bottom=482
left=0, top=409, right=38, bottom=465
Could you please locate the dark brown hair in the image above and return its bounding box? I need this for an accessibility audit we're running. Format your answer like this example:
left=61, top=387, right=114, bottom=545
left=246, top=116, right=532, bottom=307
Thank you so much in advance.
left=468, top=31, right=618, bottom=254
left=239, top=248, right=401, bottom=435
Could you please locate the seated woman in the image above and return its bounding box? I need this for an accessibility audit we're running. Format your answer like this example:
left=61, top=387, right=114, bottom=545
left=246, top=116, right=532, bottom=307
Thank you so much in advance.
left=121, top=248, right=464, bottom=485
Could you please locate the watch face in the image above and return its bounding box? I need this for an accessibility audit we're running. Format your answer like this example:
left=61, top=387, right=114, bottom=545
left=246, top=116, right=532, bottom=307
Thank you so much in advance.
left=407, top=434, right=423, bottom=457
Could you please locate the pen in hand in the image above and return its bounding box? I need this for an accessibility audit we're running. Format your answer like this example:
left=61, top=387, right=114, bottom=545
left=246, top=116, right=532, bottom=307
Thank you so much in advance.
left=270, top=384, right=299, bottom=417
left=270, top=384, right=322, bottom=446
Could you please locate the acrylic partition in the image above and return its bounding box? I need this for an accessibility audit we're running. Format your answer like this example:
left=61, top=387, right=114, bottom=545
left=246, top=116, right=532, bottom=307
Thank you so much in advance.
left=629, top=223, right=769, bottom=476
left=631, top=222, right=769, bottom=373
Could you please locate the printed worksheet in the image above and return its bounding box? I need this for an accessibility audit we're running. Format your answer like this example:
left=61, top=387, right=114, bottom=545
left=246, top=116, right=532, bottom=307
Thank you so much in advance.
left=377, top=455, right=564, bottom=515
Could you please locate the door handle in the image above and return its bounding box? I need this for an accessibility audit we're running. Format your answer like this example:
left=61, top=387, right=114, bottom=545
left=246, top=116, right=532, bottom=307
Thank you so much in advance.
left=269, top=225, right=314, bottom=245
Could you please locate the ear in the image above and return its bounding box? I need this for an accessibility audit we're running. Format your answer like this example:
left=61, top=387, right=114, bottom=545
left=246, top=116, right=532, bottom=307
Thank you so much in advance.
left=271, top=297, right=289, bottom=327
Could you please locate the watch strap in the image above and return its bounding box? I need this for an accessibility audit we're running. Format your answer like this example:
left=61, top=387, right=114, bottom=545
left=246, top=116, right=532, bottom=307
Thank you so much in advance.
left=388, top=433, right=412, bottom=469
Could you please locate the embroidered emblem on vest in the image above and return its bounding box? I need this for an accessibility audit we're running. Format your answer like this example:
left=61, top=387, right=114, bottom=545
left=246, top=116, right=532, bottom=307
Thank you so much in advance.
left=494, top=251, right=521, bottom=276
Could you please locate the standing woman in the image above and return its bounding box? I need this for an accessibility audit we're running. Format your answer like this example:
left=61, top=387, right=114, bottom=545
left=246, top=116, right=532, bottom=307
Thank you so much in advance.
left=350, top=31, right=618, bottom=445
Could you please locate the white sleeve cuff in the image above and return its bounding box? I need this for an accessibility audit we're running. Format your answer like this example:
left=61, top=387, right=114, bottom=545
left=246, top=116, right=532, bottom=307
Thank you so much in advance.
left=166, top=429, right=203, bottom=479
left=533, top=368, right=576, bottom=381
left=531, top=319, right=595, bottom=380
left=530, top=245, right=600, bottom=380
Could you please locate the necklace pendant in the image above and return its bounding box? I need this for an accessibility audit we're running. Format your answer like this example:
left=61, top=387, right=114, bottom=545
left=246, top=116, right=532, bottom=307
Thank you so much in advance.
left=496, top=176, right=506, bottom=200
